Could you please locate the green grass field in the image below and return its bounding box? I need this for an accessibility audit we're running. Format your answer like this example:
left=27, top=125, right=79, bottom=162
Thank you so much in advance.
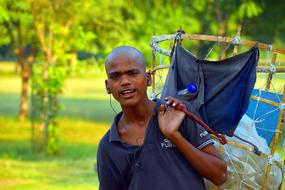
left=0, top=62, right=115, bottom=190
left=0, top=61, right=284, bottom=189
left=0, top=117, right=107, bottom=190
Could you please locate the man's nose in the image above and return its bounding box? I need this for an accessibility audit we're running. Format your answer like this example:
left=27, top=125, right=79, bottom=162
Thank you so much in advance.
left=120, top=74, right=131, bottom=86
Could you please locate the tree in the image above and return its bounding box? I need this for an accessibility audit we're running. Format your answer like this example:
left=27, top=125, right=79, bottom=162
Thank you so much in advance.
left=245, top=0, right=285, bottom=44
left=29, top=0, right=98, bottom=154
left=0, top=0, right=36, bottom=120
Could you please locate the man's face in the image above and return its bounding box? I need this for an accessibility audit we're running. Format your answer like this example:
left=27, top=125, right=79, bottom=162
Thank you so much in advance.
left=105, top=54, right=148, bottom=107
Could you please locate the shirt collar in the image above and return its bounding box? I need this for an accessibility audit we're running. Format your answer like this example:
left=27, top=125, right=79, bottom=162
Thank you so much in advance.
left=151, top=98, right=163, bottom=117
left=108, top=98, right=164, bottom=142
left=109, top=112, right=123, bottom=142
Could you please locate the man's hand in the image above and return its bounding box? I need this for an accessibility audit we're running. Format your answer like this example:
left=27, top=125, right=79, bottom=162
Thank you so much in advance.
left=159, top=98, right=227, bottom=186
left=158, top=97, right=186, bottom=140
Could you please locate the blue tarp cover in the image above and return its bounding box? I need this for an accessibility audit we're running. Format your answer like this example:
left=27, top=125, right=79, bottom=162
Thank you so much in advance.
left=161, top=45, right=259, bottom=135
left=246, top=89, right=282, bottom=144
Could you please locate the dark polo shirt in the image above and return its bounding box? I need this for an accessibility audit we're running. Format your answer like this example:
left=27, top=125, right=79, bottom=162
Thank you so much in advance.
left=96, top=99, right=214, bottom=190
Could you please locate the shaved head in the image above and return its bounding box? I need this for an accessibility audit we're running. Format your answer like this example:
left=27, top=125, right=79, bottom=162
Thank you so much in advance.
left=105, top=46, right=146, bottom=70
left=104, top=45, right=152, bottom=107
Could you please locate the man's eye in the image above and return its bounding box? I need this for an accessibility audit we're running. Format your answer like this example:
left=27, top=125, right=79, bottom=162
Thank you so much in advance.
left=110, top=74, right=120, bottom=80
left=128, top=71, right=139, bottom=76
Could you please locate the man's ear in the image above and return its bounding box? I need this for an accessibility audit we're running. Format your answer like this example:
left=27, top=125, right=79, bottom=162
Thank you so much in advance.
left=105, top=80, right=111, bottom=94
left=146, top=72, right=152, bottom=86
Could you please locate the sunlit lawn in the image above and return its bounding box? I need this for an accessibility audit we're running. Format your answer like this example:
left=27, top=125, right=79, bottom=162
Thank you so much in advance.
left=0, top=117, right=108, bottom=190
left=0, top=62, right=114, bottom=190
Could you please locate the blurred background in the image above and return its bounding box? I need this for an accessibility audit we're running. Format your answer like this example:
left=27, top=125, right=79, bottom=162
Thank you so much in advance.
left=0, top=0, right=285, bottom=189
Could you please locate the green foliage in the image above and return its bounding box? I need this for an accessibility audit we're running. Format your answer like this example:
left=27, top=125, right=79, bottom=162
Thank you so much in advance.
left=1, top=0, right=283, bottom=65
left=0, top=5, right=9, bottom=22
left=244, top=1, right=285, bottom=43
left=48, top=66, right=66, bottom=95
left=46, top=123, right=61, bottom=155
left=30, top=62, right=68, bottom=155
left=238, top=1, right=262, bottom=18
left=0, top=0, right=34, bottom=45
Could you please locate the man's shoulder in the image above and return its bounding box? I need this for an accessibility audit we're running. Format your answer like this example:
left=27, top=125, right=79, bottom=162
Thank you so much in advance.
left=98, top=130, right=111, bottom=151
left=152, top=98, right=164, bottom=104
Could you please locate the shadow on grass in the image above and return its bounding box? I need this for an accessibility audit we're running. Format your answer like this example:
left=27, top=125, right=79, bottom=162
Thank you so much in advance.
left=0, top=139, right=98, bottom=161
left=59, top=97, right=120, bottom=123
left=0, top=93, right=20, bottom=117
left=0, top=93, right=120, bottom=123
left=0, top=139, right=99, bottom=189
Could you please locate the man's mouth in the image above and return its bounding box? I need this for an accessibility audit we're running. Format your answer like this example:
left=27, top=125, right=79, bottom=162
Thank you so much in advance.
left=120, top=89, right=136, bottom=97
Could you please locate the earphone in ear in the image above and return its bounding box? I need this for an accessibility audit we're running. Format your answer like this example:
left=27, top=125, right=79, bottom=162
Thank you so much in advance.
left=147, top=78, right=151, bottom=86
left=107, top=88, right=111, bottom=94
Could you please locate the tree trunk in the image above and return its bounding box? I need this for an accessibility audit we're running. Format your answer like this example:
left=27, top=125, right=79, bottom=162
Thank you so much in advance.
left=14, top=61, right=21, bottom=74
left=18, top=45, right=35, bottom=121
left=19, top=63, right=30, bottom=121
left=19, top=55, right=34, bottom=121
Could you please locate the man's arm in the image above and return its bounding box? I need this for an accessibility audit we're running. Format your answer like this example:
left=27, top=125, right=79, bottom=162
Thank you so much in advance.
left=97, top=143, right=122, bottom=190
left=158, top=97, right=227, bottom=186
left=169, top=132, right=227, bottom=186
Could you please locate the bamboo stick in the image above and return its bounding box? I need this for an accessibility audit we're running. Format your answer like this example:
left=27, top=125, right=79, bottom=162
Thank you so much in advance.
left=233, top=25, right=242, bottom=56
left=266, top=54, right=277, bottom=90
left=256, top=67, right=285, bottom=73
left=262, top=85, right=285, bottom=189
left=151, top=34, right=285, bottom=55
left=211, top=136, right=283, bottom=169
left=151, top=48, right=156, bottom=95
left=250, top=95, right=279, bottom=107
left=278, top=138, right=285, bottom=190
left=269, top=85, right=285, bottom=152
left=151, top=64, right=285, bottom=74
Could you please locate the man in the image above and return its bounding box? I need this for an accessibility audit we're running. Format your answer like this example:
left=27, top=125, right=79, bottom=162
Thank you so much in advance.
left=96, top=46, right=227, bottom=190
